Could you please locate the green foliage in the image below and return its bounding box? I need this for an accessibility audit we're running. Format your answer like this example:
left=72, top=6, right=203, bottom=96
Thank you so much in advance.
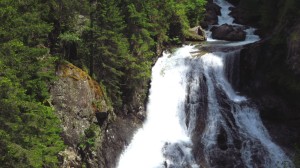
left=0, top=0, right=65, bottom=167
left=76, top=0, right=208, bottom=108
left=79, top=124, right=101, bottom=150
left=185, top=0, right=207, bottom=27
left=89, top=0, right=130, bottom=107
left=0, top=64, right=65, bottom=167
left=119, top=1, right=156, bottom=100
left=59, top=32, right=81, bottom=43
left=59, top=32, right=81, bottom=60
left=0, top=0, right=208, bottom=165
left=239, top=0, right=300, bottom=33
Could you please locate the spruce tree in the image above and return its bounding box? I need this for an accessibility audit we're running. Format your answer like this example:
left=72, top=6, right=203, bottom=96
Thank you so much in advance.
left=93, top=0, right=130, bottom=106
left=0, top=1, right=65, bottom=167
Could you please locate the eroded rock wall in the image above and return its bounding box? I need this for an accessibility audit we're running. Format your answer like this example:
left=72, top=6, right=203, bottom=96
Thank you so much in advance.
left=225, top=0, right=300, bottom=161
left=239, top=26, right=300, bottom=155
left=51, top=62, right=143, bottom=167
left=51, top=62, right=110, bottom=167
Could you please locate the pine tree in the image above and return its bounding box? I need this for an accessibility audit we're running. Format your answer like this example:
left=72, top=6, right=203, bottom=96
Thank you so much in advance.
left=0, top=1, right=65, bottom=167
left=93, top=0, right=130, bottom=106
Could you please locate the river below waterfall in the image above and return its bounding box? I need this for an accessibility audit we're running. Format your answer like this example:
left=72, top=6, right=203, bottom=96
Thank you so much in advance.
left=117, top=0, right=294, bottom=167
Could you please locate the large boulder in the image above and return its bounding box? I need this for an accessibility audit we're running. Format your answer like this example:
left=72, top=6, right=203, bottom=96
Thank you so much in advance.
left=186, top=26, right=206, bottom=42
left=51, top=62, right=112, bottom=167
left=200, top=2, right=221, bottom=29
left=211, top=24, right=246, bottom=41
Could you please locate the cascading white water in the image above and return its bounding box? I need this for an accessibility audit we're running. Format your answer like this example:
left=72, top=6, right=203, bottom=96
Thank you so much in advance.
left=214, top=0, right=234, bottom=25
left=206, top=0, right=260, bottom=45
left=205, top=0, right=235, bottom=41
left=201, top=52, right=294, bottom=167
left=117, top=46, right=200, bottom=168
left=118, top=0, right=294, bottom=168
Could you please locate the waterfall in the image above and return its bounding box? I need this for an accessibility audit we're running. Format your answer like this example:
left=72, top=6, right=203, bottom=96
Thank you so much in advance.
left=117, top=0, right=294, bottom=168
left=201, top=52, right=293, bottom=167
left=214, top=0, right=234, bottom=25
left=117, top=46, right=200, bottom=168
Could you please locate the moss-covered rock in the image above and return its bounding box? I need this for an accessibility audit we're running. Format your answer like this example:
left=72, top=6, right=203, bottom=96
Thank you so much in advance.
left=50, top=62, right=144, bottom=167
left=185, top=26, right=207, bottom=42
left=51, top=62, right=112, bottom=167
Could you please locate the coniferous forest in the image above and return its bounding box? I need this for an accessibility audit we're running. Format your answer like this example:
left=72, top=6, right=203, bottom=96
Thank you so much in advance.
left=0, top=0, right=206, bottom=167
left=1, top=0, right=300, bottom=167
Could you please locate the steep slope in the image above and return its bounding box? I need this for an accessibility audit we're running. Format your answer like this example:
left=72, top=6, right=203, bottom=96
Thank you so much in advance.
left=50, top=62, right=144, bottom=167
left=51, top=62, right=110, bottom=167
left=224, top=0, right=300, bottom=163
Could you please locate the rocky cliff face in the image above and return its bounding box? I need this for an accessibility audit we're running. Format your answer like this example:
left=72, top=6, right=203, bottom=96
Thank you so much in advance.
left=202, top=0, right=300, bottom=162
left=51, top=62, right=110, bottom=167
left=236, top=8, right=300, bottom=162
left=239, top=39, right=300, bottom=150
left=51, top=62, right=144, bottom=167
left=200, top=0, right=221, bottom=29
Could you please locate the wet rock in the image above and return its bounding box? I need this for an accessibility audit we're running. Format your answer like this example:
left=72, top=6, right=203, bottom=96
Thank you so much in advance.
left=217, top=127, right=228, bottom=150
left=239, top=39, right=300, bottom=152
left=228, top=7, right=242, bottom=24
left=225, top=0, right=240, bottom=6
left=98, top=116, right=142, bottom=168
left=200, top=2, right=221, bottom=29
left=189, top=74, right=209, bottom=167
left=207, top=147, right=244, bottom=168
left=228, top=4, right=260, bottom=27
left=98, top=70, right=148, bottom=167
left=211, top=24, right=246, bottom=41
left=162, top=142, right=196, bottom=168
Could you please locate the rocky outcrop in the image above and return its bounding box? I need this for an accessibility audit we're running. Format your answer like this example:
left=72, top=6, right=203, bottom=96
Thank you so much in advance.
left=200, top=1, right=221, bottom=29
left=51, top=62, right=112, bottom=167
left=223, top=0, right=300, bottom=163
left=58, top=147, right=82, bottom=167
left=226, top=1, right=261, bottom=28
left=185, top=26, right=206, bottom=42
left=98, top=78, right=147, bottom=167
left=97, top=116, right=143, bottom=167
left=228, top=7, right=244, bottom=25
left=211, top=24, right=246, bottom=41
left=238, top=39, right=300, bottom=152
left=51, top=62, right=145, bottom=167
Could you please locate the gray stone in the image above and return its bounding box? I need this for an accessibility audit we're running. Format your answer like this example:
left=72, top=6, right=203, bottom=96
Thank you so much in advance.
left=211, top=24, right=246, bottom=41
left=200, top=2, right=221, bottom=29
left=51, top=63, right=111, bottom=167
left=186, top=26, right=207, bottom=42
